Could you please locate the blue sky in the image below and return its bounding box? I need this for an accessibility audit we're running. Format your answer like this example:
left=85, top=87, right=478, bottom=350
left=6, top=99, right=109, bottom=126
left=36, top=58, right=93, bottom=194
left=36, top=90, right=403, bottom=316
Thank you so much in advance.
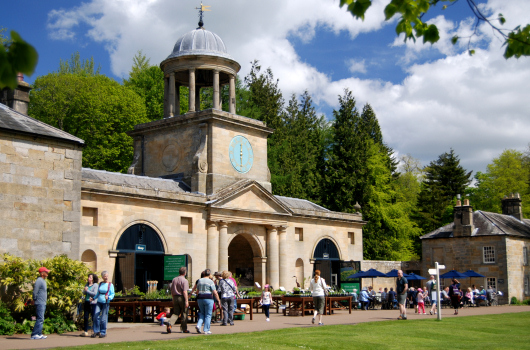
left=2, top=0, right=529, bottom=178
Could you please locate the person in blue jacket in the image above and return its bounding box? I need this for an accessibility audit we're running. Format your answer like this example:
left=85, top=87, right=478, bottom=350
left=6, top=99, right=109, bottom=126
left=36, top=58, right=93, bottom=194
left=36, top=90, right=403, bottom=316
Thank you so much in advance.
left=92, top=271, right=115, bottom=338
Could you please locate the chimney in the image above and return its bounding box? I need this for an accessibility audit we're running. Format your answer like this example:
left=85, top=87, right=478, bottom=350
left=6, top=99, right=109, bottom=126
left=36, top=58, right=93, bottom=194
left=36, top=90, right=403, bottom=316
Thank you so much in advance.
left=453, top=196, right=474, bottom=237
left=0, top=73, right=32, bottom=115
left=502, top=193, right=523, bottom=221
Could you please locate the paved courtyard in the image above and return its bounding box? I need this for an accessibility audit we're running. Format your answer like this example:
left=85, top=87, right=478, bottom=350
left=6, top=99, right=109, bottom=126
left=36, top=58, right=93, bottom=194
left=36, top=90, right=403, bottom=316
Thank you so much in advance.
left=2, top=305, right=529, bottom=349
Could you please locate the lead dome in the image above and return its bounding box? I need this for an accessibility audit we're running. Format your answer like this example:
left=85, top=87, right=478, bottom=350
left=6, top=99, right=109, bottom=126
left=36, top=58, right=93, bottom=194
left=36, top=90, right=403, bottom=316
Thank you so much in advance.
left=166, top=27, right=234, bottom=60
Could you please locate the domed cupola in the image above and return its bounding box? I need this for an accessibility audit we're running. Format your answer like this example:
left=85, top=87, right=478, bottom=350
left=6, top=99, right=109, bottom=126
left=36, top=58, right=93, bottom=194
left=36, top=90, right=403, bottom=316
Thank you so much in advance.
left=160, top=12, right=240, bottom=118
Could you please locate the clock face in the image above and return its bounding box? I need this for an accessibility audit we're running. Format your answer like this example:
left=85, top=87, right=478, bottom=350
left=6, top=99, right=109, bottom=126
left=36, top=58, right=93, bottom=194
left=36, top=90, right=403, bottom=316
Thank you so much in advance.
left=229, top=135, right=253, bottom=173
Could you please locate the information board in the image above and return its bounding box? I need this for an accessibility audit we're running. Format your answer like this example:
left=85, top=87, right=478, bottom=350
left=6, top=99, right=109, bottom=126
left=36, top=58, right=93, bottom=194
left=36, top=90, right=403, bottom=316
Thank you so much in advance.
left=163, top=255, right=187, bottom=281
left=341, top=283, right=360, bottom=293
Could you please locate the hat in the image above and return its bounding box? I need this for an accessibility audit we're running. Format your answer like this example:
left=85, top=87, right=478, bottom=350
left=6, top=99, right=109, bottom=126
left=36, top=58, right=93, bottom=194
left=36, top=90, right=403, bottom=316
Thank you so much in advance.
left=264, top=284, right=269, bottom=288
left=214, top=271, right=221, bottom=276
left=38, top=267, right=50, bottom=273
left=417, top=288, right=422, bottom=292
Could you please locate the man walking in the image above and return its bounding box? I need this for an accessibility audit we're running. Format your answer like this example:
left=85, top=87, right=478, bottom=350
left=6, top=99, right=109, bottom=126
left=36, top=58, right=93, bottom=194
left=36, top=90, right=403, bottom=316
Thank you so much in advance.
left=31, top=267, right=50, bottom=340
left=396, top=270, right=408, bottom=320
left=170, top=267, right=190, bottom=333
left=427, top=275, right=438, bottom=315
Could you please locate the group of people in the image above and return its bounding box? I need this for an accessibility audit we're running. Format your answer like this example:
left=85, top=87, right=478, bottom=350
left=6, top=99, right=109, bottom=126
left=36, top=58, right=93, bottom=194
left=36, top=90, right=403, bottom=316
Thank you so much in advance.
left=29, top=266, right=116, bottom=341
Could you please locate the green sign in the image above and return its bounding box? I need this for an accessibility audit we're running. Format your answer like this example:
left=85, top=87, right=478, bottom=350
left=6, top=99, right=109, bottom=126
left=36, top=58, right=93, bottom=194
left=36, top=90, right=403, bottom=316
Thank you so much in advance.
left=341, top=283, right=360, bottom=293
left=164, top=255, right=187, bottom=281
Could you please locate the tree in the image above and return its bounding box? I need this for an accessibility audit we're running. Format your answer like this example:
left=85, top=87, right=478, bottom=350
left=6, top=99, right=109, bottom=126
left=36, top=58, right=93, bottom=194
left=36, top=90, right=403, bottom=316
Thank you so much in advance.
left=29, top=73, right=149, bottom=173
left=468, top=149, right=530, bottom=217
left=58, top=51, right=100, bottom=76
left=416, top=149, right=472, bottom=232
left=340, top=0, right=530, bottom=58
left=123, top=51, right=165, bottom=121
left=0, top=29, right=38, bottom=89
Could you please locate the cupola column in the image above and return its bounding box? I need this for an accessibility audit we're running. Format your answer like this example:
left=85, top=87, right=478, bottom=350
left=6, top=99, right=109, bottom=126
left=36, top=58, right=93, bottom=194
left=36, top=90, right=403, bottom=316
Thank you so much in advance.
left=175, top=82, right=180, bottom=116
left=195, top=87, right=201, bottom=112
left=163, top=76, right=169, bottom=118
left=213, top=69, right=220, bottom=110
left=229, top=75, right=236, bottom=113
left=168, top=72, right=176, bottom=117
left=189, top=69, right=196, bottom=112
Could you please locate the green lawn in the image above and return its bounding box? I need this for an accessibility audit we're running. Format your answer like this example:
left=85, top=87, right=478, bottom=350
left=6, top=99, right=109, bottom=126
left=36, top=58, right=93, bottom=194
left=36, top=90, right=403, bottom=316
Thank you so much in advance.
left=54, top=312, right=530, bottom=350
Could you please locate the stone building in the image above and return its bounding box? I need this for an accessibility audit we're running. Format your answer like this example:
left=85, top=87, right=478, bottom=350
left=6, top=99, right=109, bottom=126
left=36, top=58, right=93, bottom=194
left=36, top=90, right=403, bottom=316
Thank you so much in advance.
left=0, top=77, right=84, bottom=260
left=420, top=194, right=530, bottom=303
left=0, top=23, right=366, bottom=292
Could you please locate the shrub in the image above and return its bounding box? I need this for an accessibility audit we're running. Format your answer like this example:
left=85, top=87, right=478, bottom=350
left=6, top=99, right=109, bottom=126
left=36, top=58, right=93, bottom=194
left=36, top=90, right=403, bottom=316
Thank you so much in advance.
left=272, top=290, right=286, bottom=296
left=511, top=297, right=519, bottom=305
left=0, top=302, right=15, bottom=335
left=0, top=253, right=91, bottom=334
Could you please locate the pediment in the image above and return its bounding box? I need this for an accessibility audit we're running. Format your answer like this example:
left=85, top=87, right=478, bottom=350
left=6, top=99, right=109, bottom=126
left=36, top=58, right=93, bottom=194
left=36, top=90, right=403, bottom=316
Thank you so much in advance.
left=211, top=182, right=291, bottom=215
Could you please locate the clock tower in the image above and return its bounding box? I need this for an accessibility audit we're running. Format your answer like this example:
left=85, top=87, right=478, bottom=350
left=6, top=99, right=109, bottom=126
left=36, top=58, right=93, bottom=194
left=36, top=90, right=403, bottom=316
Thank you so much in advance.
left=127, top=22, right=273, bottom=195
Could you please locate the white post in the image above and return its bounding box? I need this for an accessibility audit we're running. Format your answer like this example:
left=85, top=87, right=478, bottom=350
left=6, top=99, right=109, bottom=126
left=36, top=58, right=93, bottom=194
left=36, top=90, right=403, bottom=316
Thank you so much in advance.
left=436, top=262, right=442, bottom=320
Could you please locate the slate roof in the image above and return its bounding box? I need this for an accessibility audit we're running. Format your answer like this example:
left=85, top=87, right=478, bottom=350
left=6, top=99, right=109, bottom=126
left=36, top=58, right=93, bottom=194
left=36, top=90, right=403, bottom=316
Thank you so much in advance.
left=0, top=103, right=84, bottom=144
left=275, top=195, right=330, bottom=212
left=82, top=168, right=192, bottom=193
left=420, top=210, right=530, bottom=239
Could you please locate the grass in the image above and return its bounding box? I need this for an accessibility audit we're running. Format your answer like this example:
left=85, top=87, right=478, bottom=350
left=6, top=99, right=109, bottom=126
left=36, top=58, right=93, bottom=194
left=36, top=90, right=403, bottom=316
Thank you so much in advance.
left=52, top=312, right=530, bottom=350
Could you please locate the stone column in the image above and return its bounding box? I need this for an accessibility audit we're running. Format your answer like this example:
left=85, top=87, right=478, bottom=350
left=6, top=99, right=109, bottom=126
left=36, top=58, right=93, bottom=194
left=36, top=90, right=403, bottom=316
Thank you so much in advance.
left=213, top=70, right=220, bottom=110
left=163, top=76, right=168, bottom=118
left=207, top=221, right=218, bottom=272
left=278, top=226, right=289, bottom=289
left=267, top=226, right=279, bottom=288
left=254, top=257, right=267, bottom=289
left=229, top=75, right=236, bottom=114
left=218, top=221, right=229, bottom=272
left=189, top=69, right=196, bottom=112
left=168, top=72, right=176, bottom=117
left=175, top=83, right=180, bottom=116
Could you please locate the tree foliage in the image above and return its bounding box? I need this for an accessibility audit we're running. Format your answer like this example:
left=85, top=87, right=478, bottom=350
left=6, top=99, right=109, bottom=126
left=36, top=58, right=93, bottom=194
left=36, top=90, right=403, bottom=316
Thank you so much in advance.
left=416, top=149, right=472, bottom=232
left=468, top=149, right=530, bottom=217
left=339, top=0, right=530, bottom=58
left=0, top=29, right=38, bottom=89
left=58, top=51, right=100, bottom=76
left=29, top=72, right=149, bottom=173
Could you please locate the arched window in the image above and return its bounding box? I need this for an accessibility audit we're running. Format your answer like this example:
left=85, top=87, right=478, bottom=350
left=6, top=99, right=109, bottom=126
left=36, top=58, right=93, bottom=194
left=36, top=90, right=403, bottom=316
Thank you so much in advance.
left=117, top=224, right=164, bottom=252
left=313, top=238, right=340, bottom=260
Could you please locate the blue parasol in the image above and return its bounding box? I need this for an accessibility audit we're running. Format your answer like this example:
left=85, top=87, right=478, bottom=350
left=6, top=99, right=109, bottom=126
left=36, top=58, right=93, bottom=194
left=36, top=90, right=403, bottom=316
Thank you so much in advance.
left=406, top=273, right=426, bottom=280
left=385, top=269, right=410, bottom=278
left=439, top=270, right=469, bottom=279
left=463, top=270, right=485, bottom=278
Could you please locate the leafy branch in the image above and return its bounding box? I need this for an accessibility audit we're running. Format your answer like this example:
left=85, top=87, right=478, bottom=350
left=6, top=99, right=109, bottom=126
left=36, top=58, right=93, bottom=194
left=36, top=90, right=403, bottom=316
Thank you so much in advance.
left=340, top=0, right=530, bottom=58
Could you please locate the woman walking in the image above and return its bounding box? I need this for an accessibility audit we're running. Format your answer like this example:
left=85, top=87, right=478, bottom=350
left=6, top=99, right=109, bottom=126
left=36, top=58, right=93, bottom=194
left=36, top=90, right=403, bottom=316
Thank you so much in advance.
left=195, top=269, right=221, bottom=334
left=80, top=273, right=98, bottom=337
left=449, top=278, right=462, bottom=315
left=92, top=271, right=114, bottom=338
left=219, top=270, right=238, bottom=326
left=309, top=270, right=327, bottom=326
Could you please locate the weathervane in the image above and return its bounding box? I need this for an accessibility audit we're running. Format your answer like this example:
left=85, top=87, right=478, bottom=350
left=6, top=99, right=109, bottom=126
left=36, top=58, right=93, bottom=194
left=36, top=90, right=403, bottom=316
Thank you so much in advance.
left=196, top=2, right=211, bottom=28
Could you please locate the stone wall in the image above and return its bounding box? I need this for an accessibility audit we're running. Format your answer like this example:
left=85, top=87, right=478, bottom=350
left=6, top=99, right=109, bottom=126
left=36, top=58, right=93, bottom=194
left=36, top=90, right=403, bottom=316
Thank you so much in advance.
left=421, top=235, right=509, bottom=304
left=0, top=131, right=82, bottom=260
left=506, top=237, right=530, bottom=301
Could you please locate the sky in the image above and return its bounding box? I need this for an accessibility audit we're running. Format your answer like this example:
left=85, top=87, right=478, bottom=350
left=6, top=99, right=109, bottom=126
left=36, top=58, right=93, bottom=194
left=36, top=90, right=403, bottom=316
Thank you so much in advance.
left=2, top=0, right=529, bottom=178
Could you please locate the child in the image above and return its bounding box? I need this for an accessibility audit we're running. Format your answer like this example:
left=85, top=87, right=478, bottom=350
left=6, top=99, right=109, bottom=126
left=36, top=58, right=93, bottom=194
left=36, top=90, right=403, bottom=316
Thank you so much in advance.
left=260, top=284, right=272, bottom=322
left=156, top=307, right=171, bottom=327
left=417, top=288, right=426, bottom=314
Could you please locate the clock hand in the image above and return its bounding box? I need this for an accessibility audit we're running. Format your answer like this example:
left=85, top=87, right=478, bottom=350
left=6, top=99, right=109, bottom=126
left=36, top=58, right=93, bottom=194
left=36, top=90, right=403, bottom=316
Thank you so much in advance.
left=240, top=144, right=243, bottom=170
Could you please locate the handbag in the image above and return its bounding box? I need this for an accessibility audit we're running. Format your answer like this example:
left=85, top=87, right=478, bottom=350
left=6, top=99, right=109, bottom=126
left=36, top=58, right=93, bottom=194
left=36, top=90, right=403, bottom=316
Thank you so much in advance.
left=320, top=278, right=329, bottom=297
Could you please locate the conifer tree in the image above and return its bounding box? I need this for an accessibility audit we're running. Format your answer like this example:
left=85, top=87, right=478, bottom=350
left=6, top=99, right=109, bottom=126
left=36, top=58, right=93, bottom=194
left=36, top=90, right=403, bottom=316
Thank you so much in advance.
left=416, top=149, right=472, bottom=232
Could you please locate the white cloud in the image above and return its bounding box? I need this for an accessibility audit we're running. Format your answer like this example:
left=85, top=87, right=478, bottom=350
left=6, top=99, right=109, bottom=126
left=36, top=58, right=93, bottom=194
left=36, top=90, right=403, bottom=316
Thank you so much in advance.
left=46, top=0, right=530, bottom=174
left=346, top=59, right=367, bottom=74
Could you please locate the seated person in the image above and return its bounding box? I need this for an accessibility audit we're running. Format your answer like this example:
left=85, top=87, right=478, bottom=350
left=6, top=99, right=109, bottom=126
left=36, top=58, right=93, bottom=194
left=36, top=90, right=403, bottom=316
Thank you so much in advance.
left=380, top=288, right=388, bottom=309
left=476, top=286, right=487, bottom=306
left=464, top=287, right=474, bottom=306
left=360, top=288, right=372, bottom=310
left=352, top=289, right=359, bottom=303
left=388, top=287, right=397, bottom=309
left=486, top=286, right=495, bottom=304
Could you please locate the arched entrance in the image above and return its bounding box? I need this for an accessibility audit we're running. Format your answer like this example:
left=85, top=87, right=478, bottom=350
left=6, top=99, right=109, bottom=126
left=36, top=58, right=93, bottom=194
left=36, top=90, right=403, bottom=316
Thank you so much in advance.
left=113, top=223, right=165, bottom=293
left=228, top=233, right=264, bottom=287
left=312, top=238, right=340, bottom=288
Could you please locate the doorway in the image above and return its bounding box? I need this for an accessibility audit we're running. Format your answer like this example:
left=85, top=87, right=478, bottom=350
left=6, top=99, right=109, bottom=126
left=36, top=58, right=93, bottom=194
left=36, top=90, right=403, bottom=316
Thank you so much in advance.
left=312, top=238, right=341, bottom=288
left=113, top=224, right=165, bottom=293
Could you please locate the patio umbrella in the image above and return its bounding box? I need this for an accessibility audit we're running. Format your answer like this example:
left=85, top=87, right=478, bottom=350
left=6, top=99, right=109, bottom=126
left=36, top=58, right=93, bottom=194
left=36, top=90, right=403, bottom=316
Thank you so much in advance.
left=439, top=270, right=468, bottom=279
left=363, top=268, right=388, bottom=288
left=346, top=270, right=367, bottom=279
left=463, top=270, right=485, bottom=278
left=406, top=273, right=426, bottom=280
left=385, top=269, right=410, bottom=278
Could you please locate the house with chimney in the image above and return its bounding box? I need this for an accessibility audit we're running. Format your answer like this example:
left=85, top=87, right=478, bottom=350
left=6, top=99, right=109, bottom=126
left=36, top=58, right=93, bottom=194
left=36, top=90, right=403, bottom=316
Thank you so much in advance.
left=420, top=194, right=530, bottom=304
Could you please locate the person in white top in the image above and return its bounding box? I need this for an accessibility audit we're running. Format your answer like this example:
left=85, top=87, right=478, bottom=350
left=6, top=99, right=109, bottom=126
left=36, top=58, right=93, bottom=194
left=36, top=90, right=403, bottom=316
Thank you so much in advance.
left=309, top=270, right=327, bottom=326
left=260, top=284, right=272, bottom=321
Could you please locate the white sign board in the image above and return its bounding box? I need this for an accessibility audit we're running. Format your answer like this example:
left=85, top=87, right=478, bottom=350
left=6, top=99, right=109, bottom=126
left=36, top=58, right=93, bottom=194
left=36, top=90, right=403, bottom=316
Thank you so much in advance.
left=428, top=269, right=438, bottom=275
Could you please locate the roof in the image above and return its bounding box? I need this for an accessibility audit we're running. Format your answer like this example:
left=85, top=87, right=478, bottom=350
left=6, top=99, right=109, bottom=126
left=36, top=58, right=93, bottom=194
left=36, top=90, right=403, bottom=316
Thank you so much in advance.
left=275, top=195, right=331, bottom=212
left=0, top=103, right=84, bottom=145
left=420, top=210, right=530, bottom=239
left=82, top=168, right=192, bottom=193
left=166, top=27, right=234, bottom=60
